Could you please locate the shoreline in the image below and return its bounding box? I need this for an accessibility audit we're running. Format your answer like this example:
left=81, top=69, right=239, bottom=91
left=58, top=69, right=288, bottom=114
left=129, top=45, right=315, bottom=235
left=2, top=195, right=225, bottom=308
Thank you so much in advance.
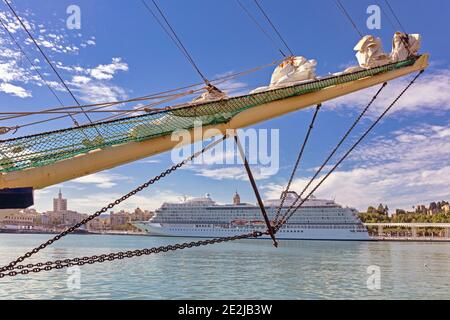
left=0, top=229, right=146, bottom=236
left=1, top=229, right=450, bottom=242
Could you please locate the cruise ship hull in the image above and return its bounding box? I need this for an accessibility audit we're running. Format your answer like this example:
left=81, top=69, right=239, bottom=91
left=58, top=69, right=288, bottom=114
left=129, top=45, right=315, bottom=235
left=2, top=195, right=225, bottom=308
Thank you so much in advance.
left=133, top=222, right=372, bottom=241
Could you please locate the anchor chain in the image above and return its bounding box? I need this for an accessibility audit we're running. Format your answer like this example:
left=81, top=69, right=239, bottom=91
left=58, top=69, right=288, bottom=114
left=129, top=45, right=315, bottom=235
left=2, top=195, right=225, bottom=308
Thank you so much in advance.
left=0, top=231, right=265, bottom=278
left=0, top=136, right=227, bottom=273
left=0, top=71, right=424, bottom=279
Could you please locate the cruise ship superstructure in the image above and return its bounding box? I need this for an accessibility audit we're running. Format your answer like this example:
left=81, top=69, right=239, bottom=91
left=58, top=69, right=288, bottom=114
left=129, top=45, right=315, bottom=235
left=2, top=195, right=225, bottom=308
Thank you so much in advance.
left=133, top=192, right=370, bottom=240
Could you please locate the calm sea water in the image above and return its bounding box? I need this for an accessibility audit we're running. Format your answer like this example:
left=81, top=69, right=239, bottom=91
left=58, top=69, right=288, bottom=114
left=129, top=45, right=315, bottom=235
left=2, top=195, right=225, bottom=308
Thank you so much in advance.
left=0, top=234, right=449, bottom=300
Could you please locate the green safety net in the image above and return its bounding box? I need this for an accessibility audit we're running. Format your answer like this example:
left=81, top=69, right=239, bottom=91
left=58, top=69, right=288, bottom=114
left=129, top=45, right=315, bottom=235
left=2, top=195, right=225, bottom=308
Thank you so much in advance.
left=0, top=58, right=416, bottom=174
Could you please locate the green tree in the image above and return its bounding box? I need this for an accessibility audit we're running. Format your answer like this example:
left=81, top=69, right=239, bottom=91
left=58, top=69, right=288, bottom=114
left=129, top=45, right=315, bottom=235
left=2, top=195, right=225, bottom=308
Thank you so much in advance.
left=367, top=206, right=376, bottom=214
left=377, top=204, right=384, bottom=214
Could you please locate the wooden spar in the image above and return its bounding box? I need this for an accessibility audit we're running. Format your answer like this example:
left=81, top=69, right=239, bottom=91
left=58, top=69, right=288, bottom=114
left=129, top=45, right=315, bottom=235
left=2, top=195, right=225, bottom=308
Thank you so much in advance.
left=0, top=54, right=429, bottom=190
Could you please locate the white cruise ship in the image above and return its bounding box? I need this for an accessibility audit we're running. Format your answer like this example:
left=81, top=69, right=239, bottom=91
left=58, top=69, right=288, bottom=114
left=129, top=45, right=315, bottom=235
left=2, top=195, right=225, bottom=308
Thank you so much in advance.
left=133, top=192, right=371, bottom=241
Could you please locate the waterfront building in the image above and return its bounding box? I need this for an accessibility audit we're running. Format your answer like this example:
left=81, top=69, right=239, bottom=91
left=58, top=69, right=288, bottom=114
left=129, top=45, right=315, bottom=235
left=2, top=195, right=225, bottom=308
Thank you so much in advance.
left=87, top=216, right=111, bottom=231
left=42, top=210, right=88, bottom=227
left=130, top=208, right=153, bottom=221
left=42, top=190, right=88, bottom=227
left=110, top=210, right=131, bottom=227
left=233, top=191, right=241, bottom=205
left=53, top=189, right=67, bottom=212
left=0, top=211, right=40, bottom=229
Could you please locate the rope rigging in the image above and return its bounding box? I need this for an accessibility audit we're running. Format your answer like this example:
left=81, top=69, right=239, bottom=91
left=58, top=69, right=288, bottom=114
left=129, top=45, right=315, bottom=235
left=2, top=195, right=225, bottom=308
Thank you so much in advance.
left=377, top=1, right=397, bottom=32
left=276, top=71, right=423, bottom=229
left=0, top=58, right=421, bottom=180
left=0, top=89, right=200, bottom=118
left=383, top=0, right=407, bottom=33
left=234, top=134, right=278, bottom=247
left=273, top=104, right=321, bottom=223
left=236, top=0, right=286, bottom=58
left=334, top=0, right=363, bottom=38
left=0, top=59, right=281, bottom=132
left=276, top=82, right=388, bottom=224
left=141, top=0, right=210, bottom=86
left=252, top=0, right=294, bottom=56
left=2, top=0, right=96, bottom=127
left=0, top=69, right=424, bottom=278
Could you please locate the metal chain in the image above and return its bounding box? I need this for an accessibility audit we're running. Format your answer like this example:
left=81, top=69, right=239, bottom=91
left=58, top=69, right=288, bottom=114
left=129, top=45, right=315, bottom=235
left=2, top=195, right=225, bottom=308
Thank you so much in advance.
left=0, top=231, right=265, bottom=278
left=0, top=71, right=424, bottom=278
left=276, top=71, right=424, bottom=229
left=0, top=136, right=227, bottom=273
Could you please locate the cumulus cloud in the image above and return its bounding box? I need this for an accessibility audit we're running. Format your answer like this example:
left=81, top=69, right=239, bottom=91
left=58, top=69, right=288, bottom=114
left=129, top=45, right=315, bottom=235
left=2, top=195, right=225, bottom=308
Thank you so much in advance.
left=89, top=57, right=128, bottom=80
left=326, top=68, right=450, bottom=115
left=71, top=172, right=131, bottom=189
left=71, top=80, right=128, bottom=104
left=59, top=58, right=130, bottom=103
left=0, top=82, right=31, bottom=98
left=192, top=165, right=274, bottom=181
left=0, top=9, right=129, bottom=104
left=213, top=71, right=249, bottom=96
left=66, top=190, right=182, bottom=213
left=264, top=123, right=450, bottom=212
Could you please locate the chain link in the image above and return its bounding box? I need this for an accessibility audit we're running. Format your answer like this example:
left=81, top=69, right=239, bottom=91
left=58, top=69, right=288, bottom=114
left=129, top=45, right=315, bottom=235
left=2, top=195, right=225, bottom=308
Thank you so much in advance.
left=0, top=231, right=265, bottom=278
left=0, top=136, right=226, bottom=273
left=0, top=71, right=424, bottom=279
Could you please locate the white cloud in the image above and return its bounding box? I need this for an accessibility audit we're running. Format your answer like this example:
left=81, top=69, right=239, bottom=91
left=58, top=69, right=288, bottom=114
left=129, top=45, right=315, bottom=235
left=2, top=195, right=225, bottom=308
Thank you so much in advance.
left=0, top=10, right=129, bottom=104
left=264, top=123, right=450, bottom=212
left=71, top=172, right=130, bottom=189
left=67, top=190, right=182, bottom=213
left=138, top=159, right=162, bottom=164
left=201, top=148, right=237, bottom=165
left=0, top=82, right=31, bottom=98
left=327, top=68, right=450, bottom=115
left=192, top=165, right=273, bottom=181
left=71, top=81, right=128, bottom=104
left=63, top=58, right=129, bottom=103
left=214, top=71, right=249, bottom=96
left=71, top=75, right=91, bottom=84
left=89, top=57, right=128, bottom=80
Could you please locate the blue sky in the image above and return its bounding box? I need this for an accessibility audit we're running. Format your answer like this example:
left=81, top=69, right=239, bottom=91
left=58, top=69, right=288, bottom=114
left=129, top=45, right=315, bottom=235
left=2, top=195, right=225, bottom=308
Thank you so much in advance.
left=0, top=0, right=449, bottom=214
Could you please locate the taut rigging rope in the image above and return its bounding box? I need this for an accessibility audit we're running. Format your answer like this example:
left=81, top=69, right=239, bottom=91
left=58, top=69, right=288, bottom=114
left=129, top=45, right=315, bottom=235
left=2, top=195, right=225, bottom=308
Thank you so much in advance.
left=0, top=15, right=80, bottom=127
left=273, top=104, right=321, bottom=223
left=383, top=0, right=407, bottom=33
left=334, top=0, right=363, bottom=38
left=277, top=71, right=423, bottom=228
left=141, top=0, right=209, bottom=85
left=3, top=0, right=95, bottom=127
left=0, top=231, right=266, bottom=278
left=0, top=59, right=280, bottom=131
left=236, top=0, right=286, bottom=58
left=278, top=82, right=388, bottom=223
left=0, top=71, right=424, bottom=278
left=377, top=1, right=397, bottom=32
left=253, top=0, right=294, bottom=56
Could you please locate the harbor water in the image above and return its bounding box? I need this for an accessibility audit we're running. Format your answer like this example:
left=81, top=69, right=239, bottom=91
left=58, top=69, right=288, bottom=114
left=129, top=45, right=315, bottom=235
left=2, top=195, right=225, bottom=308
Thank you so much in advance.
left=0, top=234, right=449, bottom=299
